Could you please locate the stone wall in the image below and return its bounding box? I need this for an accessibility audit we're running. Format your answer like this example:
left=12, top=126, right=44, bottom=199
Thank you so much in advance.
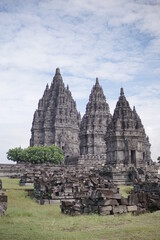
left=1, top=162, right=158, bottom=187
left=98, top=164, right=159, bottom=185
left=0, top=164, right=26, bottom=178
left=78, top=154, right=106, bottom=166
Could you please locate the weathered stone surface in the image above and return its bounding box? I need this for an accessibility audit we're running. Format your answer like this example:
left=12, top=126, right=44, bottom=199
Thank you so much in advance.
left=0, top=179, right=8, bottom=215
left=29, top=70, right=152, bottom=172
left=32, top=167, right=144, bottom=216
left=120, top=196, right=128, bottom=205
left=99, top=205, right=112, bottom=215
left=34, top=168, right=108, bottom=203
left=128, top=176, right=160, bottom=213
left=98, top=164, right=159, bottom=186
left=127, top=205, right=138, bottom=212
left=112, top=205, right=127, bottom=214
left=60, top=174, right=126, bottom=216
left=0, top=164, right=28, bottom=178
left=32, top=167, right=134, bottom=216
left=80, top=78, right=111, bottom=156
left=30, top=68, right=81, bottom=157
left=105, top=88, right=152, bottom=168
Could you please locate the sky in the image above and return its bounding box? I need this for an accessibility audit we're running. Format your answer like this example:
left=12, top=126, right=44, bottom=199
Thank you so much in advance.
left=0, top=0, right=160, bottom=163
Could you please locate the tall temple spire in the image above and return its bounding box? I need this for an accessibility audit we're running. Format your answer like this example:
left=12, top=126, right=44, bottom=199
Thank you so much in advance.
left=105, top=88, right=151, bottom=167
left=30, top=68, right=80, bottom=157
left=80, top=78, right=112, bottom=155
left=55, top=67, right=61, bottom=75
left=51, top=67, right=63, bottom=87
left=120, top=87, right=124, bottom=96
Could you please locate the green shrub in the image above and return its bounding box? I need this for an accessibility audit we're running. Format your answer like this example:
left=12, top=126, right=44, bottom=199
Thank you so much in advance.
left=7, top=145, right=64, bottom=164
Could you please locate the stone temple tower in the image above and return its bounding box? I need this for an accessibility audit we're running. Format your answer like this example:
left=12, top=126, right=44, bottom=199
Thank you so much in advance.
left=79, top=78, right=112, bottom=155
left=105, top=88, right=151, bottom=167
left=30, top=68, right=81, bottom=157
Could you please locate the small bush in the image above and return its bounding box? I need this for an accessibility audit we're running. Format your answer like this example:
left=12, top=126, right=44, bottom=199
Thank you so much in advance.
left=7, top=145, right=64, bottom=164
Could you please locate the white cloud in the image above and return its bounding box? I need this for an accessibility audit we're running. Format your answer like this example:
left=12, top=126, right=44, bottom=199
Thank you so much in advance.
left=0, top=0, right=160, bottom=163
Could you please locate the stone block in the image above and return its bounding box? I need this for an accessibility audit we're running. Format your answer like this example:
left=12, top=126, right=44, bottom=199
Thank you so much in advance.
left=0, top=195, right=7, bottom=202
left=61, top=200, right=75, bottom=207
left=112, top=205, right=127, bottom=214
left=99, top=205, right=112, bottom=215
left=99, top=205, right=112, bottom=211
left=120, top=196, right=128, bottom=205
left=99, top=210, right=111, bottom=216
left=127, top=205, right=138, bottom=212
left=98, top=199, right=119, bottom=206
left=49, top=200, right=60, bottom=204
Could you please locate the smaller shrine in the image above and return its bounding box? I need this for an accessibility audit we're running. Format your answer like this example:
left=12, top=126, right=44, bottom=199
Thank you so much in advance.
left=105, top=88, right=152, bottom=168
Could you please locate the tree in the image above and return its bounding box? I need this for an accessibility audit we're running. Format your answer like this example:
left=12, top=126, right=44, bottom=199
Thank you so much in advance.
left=7, top=145, right=64, bottom=164
left=7, top=147, right=25, bottom=163
left=157, top=156, right=160, bottom=163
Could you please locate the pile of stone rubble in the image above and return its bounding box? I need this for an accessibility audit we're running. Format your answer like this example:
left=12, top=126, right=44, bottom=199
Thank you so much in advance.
left=20, top=168, right=38, bottom=186
left=60, top=175, right=137, bottom=216
left=34, top=167, right=93, bottom=204
left=19, top=164, right=66, bottom=186
left=129, top=176, right=160, bottom=213
left=33, top=169, right=138, bottom=215
left=0, top=179, right=7, bottom=215
left=21, top=164, right=160, bottom=216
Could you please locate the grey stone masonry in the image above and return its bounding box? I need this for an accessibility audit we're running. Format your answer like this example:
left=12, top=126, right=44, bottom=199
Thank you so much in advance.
left=105, top=88, right=151, bottom=167
left=30, top=69, right=153, bottom=170
left=80, top=78, right=112, bottom=156
left=0, top=179, right=7, bottom=215
left=30, top=68, right=81, bottom=157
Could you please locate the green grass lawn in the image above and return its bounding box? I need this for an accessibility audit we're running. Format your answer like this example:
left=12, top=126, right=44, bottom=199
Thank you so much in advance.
left=0, top=178, right=160, bottom=240
left=1, top=177, right=34, bottom=190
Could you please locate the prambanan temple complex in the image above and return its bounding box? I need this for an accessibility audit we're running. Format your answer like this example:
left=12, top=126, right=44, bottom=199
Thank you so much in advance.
left=1, top=68, right=160, bottom=216
left=30, top=68, right=152, bottom=169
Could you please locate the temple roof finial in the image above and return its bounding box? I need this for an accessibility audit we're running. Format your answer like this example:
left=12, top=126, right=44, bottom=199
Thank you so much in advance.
left=120, top=87, right=124, bottom=96
left=96, top=77, right=99, bottom=84
left=56, top=67, right=61, bottom=75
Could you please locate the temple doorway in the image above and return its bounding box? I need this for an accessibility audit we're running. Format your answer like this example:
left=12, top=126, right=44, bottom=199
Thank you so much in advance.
left=131, top=150, right=136, bottom=165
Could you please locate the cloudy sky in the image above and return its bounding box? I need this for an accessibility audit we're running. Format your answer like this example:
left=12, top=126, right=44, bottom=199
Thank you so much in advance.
left=0, top=0, right=160, bottom=163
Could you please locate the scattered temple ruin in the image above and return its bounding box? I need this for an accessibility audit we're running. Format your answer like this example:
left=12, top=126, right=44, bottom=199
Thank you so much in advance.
left=30, top=68, right=152, bottom=171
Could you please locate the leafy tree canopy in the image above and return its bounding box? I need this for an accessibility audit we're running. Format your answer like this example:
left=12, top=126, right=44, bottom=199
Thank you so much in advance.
left=7, top=145, right=64, bottom=164
left=157, top=156, right=160, bottom=163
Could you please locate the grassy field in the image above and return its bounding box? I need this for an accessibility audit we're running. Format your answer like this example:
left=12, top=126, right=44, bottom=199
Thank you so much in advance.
left=1, top=177, right=34, bottom=190
left=0, top=178, right=160, bottom=240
